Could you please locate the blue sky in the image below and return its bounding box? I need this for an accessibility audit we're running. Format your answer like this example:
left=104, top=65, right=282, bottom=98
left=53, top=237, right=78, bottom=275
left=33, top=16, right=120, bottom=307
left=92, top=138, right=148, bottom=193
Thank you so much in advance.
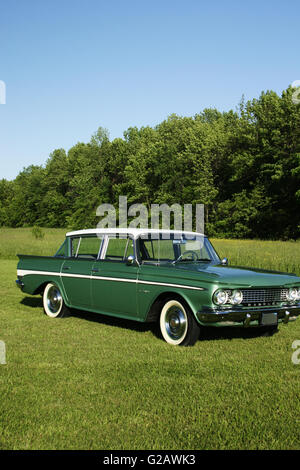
left=0, top=0, right=299, bottom=180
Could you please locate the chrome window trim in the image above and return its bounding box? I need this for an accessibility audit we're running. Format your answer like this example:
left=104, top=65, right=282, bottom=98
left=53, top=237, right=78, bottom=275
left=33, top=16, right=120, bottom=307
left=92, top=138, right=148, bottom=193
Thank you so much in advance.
left=99, top=234, right=137, bottom=263
left=75, top=237, right=81, bottom=257
left=69, top=234, right=105, bottom=260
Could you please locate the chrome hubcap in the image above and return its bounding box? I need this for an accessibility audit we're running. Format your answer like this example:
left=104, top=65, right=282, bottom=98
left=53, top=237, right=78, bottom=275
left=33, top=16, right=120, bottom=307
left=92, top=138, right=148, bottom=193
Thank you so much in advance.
left=47, top=286, right=62, bottom=314
left=165, top=306, right=187, bottom=340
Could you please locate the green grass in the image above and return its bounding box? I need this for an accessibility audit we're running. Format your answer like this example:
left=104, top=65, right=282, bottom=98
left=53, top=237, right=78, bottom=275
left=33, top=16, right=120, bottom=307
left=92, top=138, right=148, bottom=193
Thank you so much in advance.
left=0, top=227, right=66, bottom=259
left=212, top=238, right=300, bottom=277
left=1, top=229, right=300, bottom=449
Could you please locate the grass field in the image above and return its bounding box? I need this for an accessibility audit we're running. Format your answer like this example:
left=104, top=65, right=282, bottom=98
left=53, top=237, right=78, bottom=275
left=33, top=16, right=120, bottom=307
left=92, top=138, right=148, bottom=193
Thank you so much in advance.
left=212, top=238, right=300, bottom=277
left=0, top=227, right=66, bottom=259
left=0, top=228, right=300, bottom=449
left=1, top=227, right=300, bottom=275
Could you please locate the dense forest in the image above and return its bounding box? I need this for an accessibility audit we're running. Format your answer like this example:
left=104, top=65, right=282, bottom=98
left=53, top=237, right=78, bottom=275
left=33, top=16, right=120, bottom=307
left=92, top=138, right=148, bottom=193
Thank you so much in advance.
left=1, top=87, right=300, bottom=239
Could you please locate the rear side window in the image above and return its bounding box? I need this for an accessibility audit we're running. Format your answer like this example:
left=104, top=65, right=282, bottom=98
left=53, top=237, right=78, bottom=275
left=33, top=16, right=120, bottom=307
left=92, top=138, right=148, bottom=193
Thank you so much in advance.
left=71, top=238, right=80, bottom=257
left=71, top=236, right=103, bottom=259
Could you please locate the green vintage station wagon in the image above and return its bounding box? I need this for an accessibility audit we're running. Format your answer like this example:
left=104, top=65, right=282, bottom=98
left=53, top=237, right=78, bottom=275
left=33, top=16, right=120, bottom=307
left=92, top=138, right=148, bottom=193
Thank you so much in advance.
left=16, top=228, right=300, bottom=346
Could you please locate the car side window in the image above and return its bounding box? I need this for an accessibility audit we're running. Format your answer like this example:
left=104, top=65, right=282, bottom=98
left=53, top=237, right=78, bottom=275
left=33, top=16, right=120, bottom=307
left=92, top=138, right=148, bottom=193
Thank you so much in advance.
left=104, top=237, right=134, bottom=261
left=71, top=236, right=103, bottom=259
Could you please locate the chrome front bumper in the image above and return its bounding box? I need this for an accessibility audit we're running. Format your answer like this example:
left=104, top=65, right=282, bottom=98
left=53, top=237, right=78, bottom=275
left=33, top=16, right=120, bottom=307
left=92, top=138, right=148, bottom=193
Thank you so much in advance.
left=196, top=305, right=300, bottom=327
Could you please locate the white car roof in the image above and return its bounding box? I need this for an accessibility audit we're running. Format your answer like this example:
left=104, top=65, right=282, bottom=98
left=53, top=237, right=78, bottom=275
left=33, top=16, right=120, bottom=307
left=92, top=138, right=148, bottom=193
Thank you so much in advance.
left=66, top=228, right=205, bottom=239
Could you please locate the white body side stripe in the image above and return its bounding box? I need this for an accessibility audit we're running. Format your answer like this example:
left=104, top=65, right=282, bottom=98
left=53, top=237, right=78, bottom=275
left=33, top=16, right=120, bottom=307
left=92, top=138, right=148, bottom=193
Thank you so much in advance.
left=17, top=269, right=204, bottom=291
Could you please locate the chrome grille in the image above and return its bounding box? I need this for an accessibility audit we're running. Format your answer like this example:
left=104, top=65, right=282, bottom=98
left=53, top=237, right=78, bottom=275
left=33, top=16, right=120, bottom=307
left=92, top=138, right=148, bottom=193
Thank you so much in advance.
left=241, top=288, right=288, bottom=306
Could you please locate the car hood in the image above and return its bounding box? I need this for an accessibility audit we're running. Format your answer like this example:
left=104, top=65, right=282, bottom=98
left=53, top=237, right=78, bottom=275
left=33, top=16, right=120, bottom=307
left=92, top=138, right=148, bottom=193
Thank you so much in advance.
left=173, top=263, right=300, bottom=288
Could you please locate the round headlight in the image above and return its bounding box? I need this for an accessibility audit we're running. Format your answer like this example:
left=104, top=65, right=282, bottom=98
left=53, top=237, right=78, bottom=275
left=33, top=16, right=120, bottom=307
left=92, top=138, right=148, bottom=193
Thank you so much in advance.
left=230, top=289, right=243, bottom=305
left=286, top=288, right=299, bottom=302
left=213, top=289, right=229, bottom=305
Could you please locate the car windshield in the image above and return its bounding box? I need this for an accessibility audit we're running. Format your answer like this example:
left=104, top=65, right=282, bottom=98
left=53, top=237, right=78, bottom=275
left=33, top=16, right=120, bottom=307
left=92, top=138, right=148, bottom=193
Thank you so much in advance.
left=138, top=233, right=220, bottom=265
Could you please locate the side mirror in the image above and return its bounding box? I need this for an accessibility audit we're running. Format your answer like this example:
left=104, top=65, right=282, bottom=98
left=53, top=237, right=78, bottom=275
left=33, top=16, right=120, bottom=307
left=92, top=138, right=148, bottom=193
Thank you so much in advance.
left=221, top=257, right=228, bottom=266
left=126, top=255, right=136, bottom=265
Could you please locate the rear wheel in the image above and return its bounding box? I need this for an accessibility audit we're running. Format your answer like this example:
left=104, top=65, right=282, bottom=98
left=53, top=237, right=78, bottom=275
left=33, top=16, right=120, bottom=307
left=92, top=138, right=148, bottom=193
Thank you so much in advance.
left=159, top=299, right=200, bottom=346
left=43, top=282, right=69, bottom=318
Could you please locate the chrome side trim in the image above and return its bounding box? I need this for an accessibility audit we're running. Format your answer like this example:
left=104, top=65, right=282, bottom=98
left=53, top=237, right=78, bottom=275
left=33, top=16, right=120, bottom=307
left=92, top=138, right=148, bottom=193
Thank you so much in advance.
left=137, top=279, right=203, bottom=291
left=17, top=269, right=204, bottom=291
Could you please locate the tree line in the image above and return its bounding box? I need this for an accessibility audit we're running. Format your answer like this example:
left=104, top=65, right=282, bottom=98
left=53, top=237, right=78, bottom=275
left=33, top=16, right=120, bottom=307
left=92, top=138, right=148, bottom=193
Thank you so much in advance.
left=1, top=87, right=299, bottom=239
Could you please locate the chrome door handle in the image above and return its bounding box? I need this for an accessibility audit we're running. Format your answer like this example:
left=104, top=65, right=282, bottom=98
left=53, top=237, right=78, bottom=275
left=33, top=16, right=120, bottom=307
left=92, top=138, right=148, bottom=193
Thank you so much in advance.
left=63, top=266, right=71, bottom=270
left=92, top=268, right=99, bottom=272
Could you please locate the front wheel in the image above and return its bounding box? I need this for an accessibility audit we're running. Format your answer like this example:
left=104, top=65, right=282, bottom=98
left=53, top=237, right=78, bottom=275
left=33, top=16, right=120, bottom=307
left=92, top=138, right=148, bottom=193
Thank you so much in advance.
left=43, top=282, right=69, bottom=318
left=159, top=299, right=200, bottom=346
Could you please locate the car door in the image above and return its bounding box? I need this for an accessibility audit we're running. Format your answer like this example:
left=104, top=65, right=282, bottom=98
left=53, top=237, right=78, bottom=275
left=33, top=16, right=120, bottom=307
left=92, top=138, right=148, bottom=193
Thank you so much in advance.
left=91, top=235, right=139, bottom=318
left=61, top=235, right=103, bottom=309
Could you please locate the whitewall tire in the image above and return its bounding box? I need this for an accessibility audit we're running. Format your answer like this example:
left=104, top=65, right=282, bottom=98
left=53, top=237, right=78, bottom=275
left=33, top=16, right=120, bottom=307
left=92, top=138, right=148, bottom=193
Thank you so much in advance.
left=43, top=283, right=69, bottom=318
left=159, top=299, right=200, bottom=346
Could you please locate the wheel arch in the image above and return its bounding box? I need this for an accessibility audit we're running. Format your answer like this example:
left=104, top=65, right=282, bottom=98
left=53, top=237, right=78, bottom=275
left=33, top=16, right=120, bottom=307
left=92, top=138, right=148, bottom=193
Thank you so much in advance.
left=33, top=281, right=49, bottom=295
left=145, top=291, right=196, bottom=323
left=33, top=279, right=70, bottom=306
